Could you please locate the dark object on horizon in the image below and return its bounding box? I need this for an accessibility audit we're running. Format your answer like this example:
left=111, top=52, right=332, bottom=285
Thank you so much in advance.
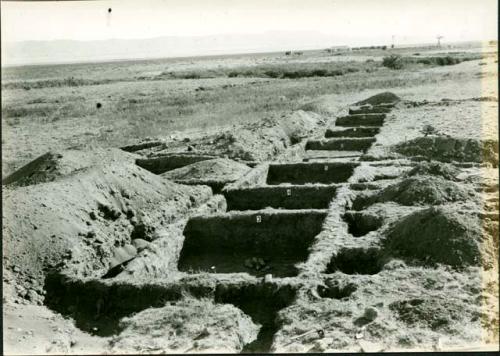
left=108, top=8, right=112, bottom=13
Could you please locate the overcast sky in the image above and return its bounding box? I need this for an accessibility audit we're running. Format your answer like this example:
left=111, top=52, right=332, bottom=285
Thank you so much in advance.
left=1, top=0, right=497, bottom=44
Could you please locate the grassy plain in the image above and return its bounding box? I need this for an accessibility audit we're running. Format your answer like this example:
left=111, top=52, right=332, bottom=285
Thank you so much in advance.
left=1, top=42, right=496, bottom=176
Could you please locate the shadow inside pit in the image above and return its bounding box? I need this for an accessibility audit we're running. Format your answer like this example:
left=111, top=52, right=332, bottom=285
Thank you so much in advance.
left=317, top=282, right=357, bottom=300
left=215, top=284, right=296, bottom=353
left=43, top=272, right=184, bottom=337
left=326, top=247, right=385, bottom=275
left=343, top=211, right=383, bottom=237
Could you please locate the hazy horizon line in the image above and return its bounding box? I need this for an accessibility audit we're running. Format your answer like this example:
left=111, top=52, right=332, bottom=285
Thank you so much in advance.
left=2, top=37, right=494, bottom=69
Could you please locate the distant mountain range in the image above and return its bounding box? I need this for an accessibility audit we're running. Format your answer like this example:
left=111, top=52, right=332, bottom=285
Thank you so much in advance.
left=1, top=31, right=487, bottom=67
left=2, top=31, right=353, bottom=66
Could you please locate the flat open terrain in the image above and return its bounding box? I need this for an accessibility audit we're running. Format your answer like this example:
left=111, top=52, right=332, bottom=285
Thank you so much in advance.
left=2, top=43, right=496, bottom=176
left=2, top=42, right=499, bottom=354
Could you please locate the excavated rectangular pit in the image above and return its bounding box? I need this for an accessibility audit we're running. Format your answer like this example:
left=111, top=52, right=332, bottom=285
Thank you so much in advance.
left=306, top=138, right=376, bottom=152
left=224, top=185, right=338, bottom=210
left=215, top=283, right=297, bottom=353
left=178, top=210, right=327, bottom=277
left=325, top=127, right=380, bottom=138
left=135, top=153, right=216, bottom=174
left=266, top=162, right=358, bottom=185
left=336, top=114, right=386, bottom=127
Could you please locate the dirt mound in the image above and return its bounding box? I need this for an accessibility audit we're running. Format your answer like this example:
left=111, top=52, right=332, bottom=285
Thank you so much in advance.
left=161, top=158, right=250, bottom=182
left=355, top=92, right=401, bottom=106
left=2, top=150, right=110, bottom=187
left=278, top=110, right=326, bottom=144
left=406, top=161, right=460, bottom=180
left=136, top=112, right=324, bottom=162
left=353, top=176, right=476, bottom=209
left=2, top=148, right=211, bottom=304
left=384, top=206, right=491, bottom=267
left=393, top=136, right=499, bottom=166
left=377, top=176, right=475, bottom=206
left=110, top=298, right=259, bottom=353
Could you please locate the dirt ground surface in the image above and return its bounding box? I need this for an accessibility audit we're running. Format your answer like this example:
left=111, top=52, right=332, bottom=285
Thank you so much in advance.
left=2, top=42, right=499, bottom=354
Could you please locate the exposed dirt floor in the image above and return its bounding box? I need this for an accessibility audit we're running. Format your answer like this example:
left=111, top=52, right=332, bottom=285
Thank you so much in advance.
left=2, top=46, right=499, bottom=354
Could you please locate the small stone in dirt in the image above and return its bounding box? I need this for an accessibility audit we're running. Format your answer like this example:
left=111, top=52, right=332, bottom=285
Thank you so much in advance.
left=187, top=145, right=194, bottom=152
left=86, top=231, right=96, bottom=239
left=89, top=211, right=97, bottom=220
left=183, top=137, right=190, bottom=143
left=363, top=307, right=378, bottom=322
left=132, top=238, right=150, bottom=252
left=126, top=209, right=135, bottom=219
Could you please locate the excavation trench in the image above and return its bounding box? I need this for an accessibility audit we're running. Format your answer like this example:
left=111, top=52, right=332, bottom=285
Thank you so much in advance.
left=224, top=185, right=338, bottom=210
left=215, top=283, right=297, bottom=353
left=43, top=273, right=191, bottom=336
left=266, top=162, right=358, bottom=185
left=136, top=153, right=216, bottom=174
left=178, top=210, right=327, bottom=277
left=336, top=114, right=386, bottom=127
left=306, top=138, right=376, bottom=152
left=44, top=272, right=295, bottom=353
left=325, top=127, right=380, bottom=138
left=172, top=179, right=228, bottom=194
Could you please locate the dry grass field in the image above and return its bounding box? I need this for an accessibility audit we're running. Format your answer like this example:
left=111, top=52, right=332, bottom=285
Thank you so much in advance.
left=2, top=43, right=492, bottom=176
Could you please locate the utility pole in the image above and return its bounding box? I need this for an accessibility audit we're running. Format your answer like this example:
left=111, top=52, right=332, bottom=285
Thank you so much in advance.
left=391, top=35, right=395, bottom=49
left=436, top=35, right=443, bottom=47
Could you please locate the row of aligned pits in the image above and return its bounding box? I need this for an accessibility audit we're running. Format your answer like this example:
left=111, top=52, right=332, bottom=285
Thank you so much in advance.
left=171, top=102, right=394, bottom=351
left=46, top=99, right=492, bottom=352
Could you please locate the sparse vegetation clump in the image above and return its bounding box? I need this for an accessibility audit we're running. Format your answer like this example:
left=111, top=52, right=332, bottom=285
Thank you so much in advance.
left=381, top=54, right=480, bottom=70
left=164, top=64, right=363, bottom=80
left=382, top=54, right=405, bottom=70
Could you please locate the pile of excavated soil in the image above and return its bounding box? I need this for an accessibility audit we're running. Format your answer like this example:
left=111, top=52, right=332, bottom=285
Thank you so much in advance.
left=405, top=161, right=460, bottom=180
left=355, top=92, right=401, bottom=106
left=278, top=110, right=326, bottom=144
left=393, top=136, right=499, bottom=166
left=135, top=111, right=325, bottom=162
left=161, top=158, right=251, bottom=183
left=2, top=148, right=211, bottom=304
left=353, top=176, right=477, bottom=209
left=384, top=206, right=493, bottom=268
left=110, top=297, right=259, bottom=353
left=1, top=150, right=100, bottom=187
